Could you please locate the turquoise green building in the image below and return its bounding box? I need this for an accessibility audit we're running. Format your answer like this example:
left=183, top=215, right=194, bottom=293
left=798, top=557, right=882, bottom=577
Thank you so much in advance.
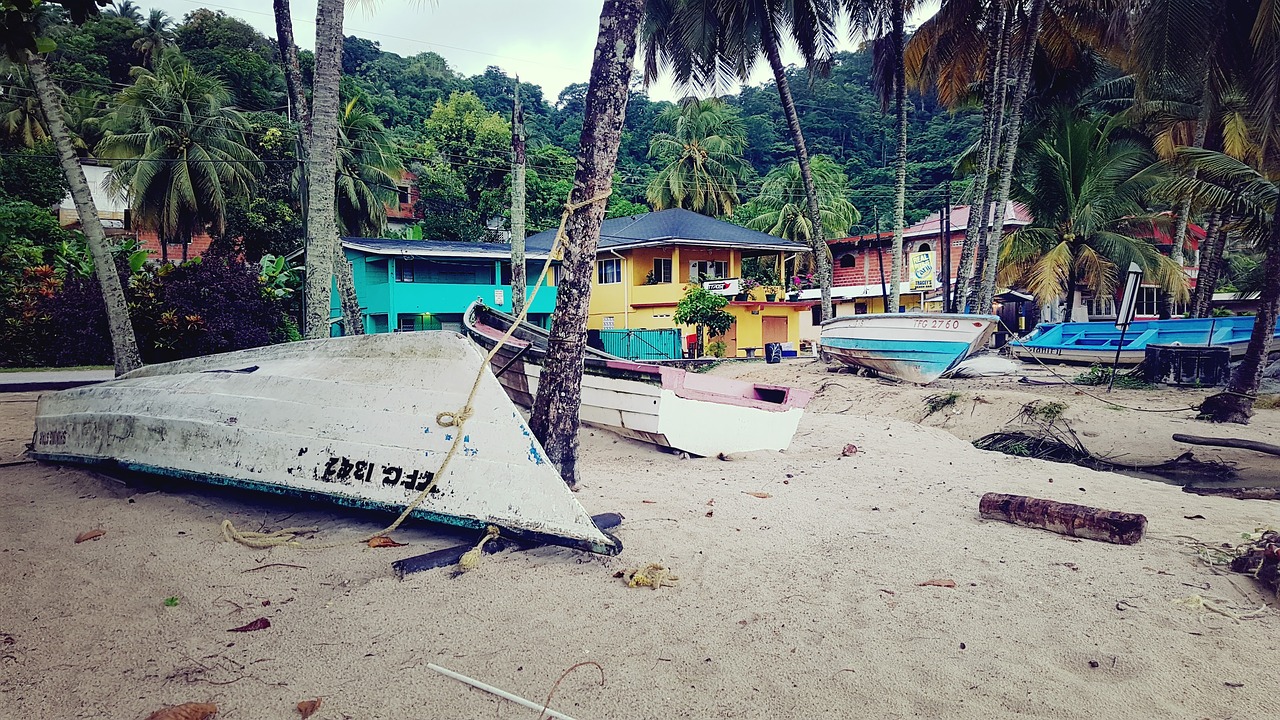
left=330, top=237, right=558, bottom=335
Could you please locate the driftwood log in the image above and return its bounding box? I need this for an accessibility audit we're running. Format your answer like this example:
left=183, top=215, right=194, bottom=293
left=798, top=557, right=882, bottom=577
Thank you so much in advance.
left=1172, top=434, right=1280, bottom=457
left=979, top=493, right=1147, bottom=544
left=1182, top=485, right=1280, bottom=500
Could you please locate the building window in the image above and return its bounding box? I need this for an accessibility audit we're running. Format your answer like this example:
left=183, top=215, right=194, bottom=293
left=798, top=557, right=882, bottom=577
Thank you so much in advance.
left=1133, top=286, right=1186, bottom=317
left=839, top=253, right=856, bottom=268
left=396, top=259, right=493, bottom=284
left=651, top=257, right=672, bottom=283
left=811, top=305, right=822, bottom=325
left=602, top=316, right=615, bottom=329
left=597, top=258, right=622, bottom=284
left=398, top=313, right=443, bottom=332
left=690, top=260, right=728, bottom=281
left=916, top=242, right=932, bottom=253
left=397, top=185, right=411, bottom=206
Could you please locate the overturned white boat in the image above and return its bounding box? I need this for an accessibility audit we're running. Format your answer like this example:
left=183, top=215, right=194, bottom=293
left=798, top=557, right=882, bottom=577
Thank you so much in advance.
left=29, top=332, right=620, bottom=555
left=463, top=301, right=813, bottom=457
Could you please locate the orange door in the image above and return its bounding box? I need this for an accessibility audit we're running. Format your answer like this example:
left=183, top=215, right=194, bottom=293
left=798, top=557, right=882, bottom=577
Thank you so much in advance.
left=762, top=316, right=788, bottom=345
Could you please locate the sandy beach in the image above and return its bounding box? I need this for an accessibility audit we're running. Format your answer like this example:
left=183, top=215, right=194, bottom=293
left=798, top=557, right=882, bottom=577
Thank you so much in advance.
left=2, top=361, right=1279, bottom=720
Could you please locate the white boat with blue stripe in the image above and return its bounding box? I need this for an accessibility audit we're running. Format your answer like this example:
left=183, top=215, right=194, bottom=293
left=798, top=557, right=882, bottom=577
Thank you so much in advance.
left=819, top=313, right=1000, bottom=384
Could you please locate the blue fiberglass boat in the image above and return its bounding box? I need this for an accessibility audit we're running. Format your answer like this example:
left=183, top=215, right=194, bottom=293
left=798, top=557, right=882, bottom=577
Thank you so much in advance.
left=819, top=313, right=1000, bottom=384
left=1008, top=315, right=1280, bottom=365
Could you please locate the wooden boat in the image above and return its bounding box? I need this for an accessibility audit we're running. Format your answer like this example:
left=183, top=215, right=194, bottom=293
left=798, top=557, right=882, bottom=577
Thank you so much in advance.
left=29, top=332, right=620, bottom=555
left=462, top=301, right=813, bottom=457
left=1008, top=316, right=1280, bottom=365
left=819, top=313, right=1000, bottom=384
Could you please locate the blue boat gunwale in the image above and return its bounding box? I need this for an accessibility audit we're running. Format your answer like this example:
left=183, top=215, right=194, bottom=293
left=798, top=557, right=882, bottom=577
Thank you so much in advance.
left=30, top=451, right=622, bottom=556
left=1011, top=315, right=1279, bottom=354
left=819, top=312, right=1000, bottom=328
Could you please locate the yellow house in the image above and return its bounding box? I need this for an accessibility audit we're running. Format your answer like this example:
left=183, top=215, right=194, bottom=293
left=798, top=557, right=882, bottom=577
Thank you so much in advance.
left=529, top=209, right=813, bottom=358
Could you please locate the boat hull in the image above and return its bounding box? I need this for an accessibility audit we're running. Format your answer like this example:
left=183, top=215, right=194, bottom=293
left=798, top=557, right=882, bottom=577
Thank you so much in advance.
left=819, top=313, right=999, bottom=384
left=464, top=302, right=812, bottom=456
left=1008, top=316, right=1280, bottom=366
left=29, top=333, right=619, bottom=555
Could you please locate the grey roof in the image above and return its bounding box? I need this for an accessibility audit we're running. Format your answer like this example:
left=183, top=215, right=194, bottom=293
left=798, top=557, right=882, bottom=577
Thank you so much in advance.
left=525, top=208, right=807, bottom=254
left=342, top=236, right=555, bottom=259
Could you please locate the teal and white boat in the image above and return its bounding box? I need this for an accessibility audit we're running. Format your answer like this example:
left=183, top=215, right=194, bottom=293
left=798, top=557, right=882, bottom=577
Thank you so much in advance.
left=1008, top=315, right=1280, bottom=365
left=819, top=313, right=999, bottom=384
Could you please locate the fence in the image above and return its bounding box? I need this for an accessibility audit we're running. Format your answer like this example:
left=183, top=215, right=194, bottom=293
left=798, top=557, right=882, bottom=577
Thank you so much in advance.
left=595, top=328, right=683, bottom=361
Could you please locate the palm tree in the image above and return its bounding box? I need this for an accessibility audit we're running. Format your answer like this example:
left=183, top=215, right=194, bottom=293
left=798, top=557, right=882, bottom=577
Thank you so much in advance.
left=132, top=9, right=173, bottom=68
left=97, top=53, right=261, bottom=263
left=272, top=0, right=309, bottom=133
left=747, top=155, right=860, bottom=249
left=302, top=0, right=345, bottom=339
left=528, top=0, right=646, bottom=486
left=105, top=0, right=144, bottom=24
left=63, top=88, right=109, bottom=154
left=645, top=97, right=750, bottom=216
left=0, top=76, right=48, bottom=146
left=334, top=96, right=402, bottom=236
left=642, top=0, right=844, bottom=321
left=24, top=50, right=142, bottom=375
left=998, top=110, right=1186, bottom=321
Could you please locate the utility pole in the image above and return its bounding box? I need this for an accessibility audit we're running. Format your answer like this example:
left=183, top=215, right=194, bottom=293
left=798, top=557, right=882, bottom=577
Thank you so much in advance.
left=510, top=76, right=528, bottom=317
left=942, top=182, right=952, bottom=313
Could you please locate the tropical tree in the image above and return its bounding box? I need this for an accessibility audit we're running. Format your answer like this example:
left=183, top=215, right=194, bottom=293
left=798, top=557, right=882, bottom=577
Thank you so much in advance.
left=673, top=283, right=735, bottom=356
left=529, top=0, right=646, bottom=486
left=13, top=15, right=142, bottom=376
left=62, top=88, right=109, bottom=153
left=645, top=97, right=749, bottom=216
left=302, top=0, right=345, bottom=339
left=132, top=9, right=173, bottom=68
left=104, top=1, right=143, bottom=24
left=97, top=53, right=261, bottom=263
left=0, top=74, right=48, bottom=146
left=998, top=110, right=1186, bottom=321
left=747, top=155, right=859, bottom=251
left=642, top=0, right=844, bottom=321
left=334, top=96, right=402, bottom=237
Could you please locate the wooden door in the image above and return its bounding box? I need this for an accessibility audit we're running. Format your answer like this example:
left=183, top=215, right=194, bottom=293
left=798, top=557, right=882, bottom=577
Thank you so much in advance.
left=713, top=322, right=737, bottom=358
left=762, top=316, right=788, bottom=346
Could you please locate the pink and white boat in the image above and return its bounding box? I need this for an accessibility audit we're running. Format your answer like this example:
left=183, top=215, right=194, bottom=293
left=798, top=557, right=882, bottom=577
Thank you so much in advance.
left=463, top=301, right=813, bottom=456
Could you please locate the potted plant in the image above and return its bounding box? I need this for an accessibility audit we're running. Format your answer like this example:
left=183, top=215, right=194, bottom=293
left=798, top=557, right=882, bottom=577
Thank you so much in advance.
left=738, top=276, right=761, bottom=301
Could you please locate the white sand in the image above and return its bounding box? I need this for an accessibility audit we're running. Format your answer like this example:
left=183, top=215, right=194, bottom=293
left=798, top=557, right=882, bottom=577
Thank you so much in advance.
left=2, top=372, right=1278, bottom=720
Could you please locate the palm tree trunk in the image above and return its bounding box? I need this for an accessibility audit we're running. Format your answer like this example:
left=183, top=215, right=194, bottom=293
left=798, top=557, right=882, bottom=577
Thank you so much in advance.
left=761, top=21, right=832, bottom=322
left=1063, top=243, right=1077, bottom=321
left=511, top=80, right=528, bottom=317
left=1190, top=210, right=1221, bottom=317
left=1193, top=216, right=1228, bottom=318
left=160, top=236, right=168, bottom=263
left=1200, top=202, right=1280, bottom=423
left=888, top=0, right=907, bottom=315
left=528, top=0, right=645, bottom=486
left=334, top=244, right=364, bottom=335
left=272, top=0, right=309, bottom=134
left=978, top=0, right=1047, bottom=314
left=27, top=52, right=142, bottom=376
left=302, top=0, right=344, bottom=339
left=959, top=0, right=1011, bottom=312
left=1164, top=64, right=1214, bottom=317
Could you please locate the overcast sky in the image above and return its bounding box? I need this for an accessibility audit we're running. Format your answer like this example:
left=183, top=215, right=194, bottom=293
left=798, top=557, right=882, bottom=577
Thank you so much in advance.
left=149, top=0, right=942, bottom=104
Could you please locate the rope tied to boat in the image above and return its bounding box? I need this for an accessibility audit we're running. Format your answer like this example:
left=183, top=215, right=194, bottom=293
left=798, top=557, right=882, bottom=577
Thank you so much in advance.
left=457, top=525, right=501, bottom=572
left=220, top=188, right=614, bottom=569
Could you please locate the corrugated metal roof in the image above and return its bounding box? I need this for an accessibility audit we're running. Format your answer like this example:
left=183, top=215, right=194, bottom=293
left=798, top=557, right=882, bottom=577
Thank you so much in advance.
left=341, top=236, right=555, bottom=259
left=525, top=208, right=807, bottom=253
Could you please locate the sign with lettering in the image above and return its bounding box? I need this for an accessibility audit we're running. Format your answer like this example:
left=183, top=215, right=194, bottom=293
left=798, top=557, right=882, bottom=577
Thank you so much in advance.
left=703, top=278, right=741, bottom=296
left=494, top=288, right=505, bottom=306
left=909, top=252, right=935, bottom=291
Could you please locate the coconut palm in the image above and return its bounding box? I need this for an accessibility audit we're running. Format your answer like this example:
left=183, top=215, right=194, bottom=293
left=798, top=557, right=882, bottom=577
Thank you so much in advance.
left=334, top=96, right=402, bottom=236
left=528, top=0, right=646, bottom=485
left=15, top=22, right=142, bottom=374
left=97, top=53, right=261, bottom=263
left=302, top=0, right=346, bottom=339
left=747, top=155, right=859, bottom=248
left=645, top=97, right=749, bottom=216
left=0, top=79, right=48, bottom=146
left=998, top=110, right=1186, bottom=320
left=105, top=0, right=144, bottom=24
left=132, top=9, right=174, bottom=68
left=642, top=0, right=844, bottom=321
left=63, top=88, right=109, bottom=154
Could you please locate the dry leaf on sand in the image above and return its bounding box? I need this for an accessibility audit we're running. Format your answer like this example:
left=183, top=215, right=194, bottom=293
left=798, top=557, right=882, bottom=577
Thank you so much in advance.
left=74, top=529, right=105, bottom=544
left=367, top=536, right=406, bottom=548
left=918, top=579, right=957, bottom=588
left=296, top=698, right=322, bottom=719
left=744, top=492, right=772, bottom=499
left=227, top=617, right=271, bottom=632
left=144, top=703, right=217, bottom=720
